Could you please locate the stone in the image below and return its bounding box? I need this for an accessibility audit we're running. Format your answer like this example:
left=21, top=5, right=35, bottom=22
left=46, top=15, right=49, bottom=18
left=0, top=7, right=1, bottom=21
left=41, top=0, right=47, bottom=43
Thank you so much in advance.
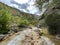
left=0, top=34, right=5, bottom=41
left=56, top=34, right=60, bottom=40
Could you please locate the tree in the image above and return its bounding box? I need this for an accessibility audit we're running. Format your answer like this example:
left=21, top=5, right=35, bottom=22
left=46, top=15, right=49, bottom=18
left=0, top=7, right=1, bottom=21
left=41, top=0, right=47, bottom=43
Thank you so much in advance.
left=0, top=10, right=11, bottom=34
left=35, top=0, right=60, bottom=35
left=35, top=0, right=49, bottom=9
left=45, top=12, right=60, bottom=35
left=35, top=0, right=60, bottom=9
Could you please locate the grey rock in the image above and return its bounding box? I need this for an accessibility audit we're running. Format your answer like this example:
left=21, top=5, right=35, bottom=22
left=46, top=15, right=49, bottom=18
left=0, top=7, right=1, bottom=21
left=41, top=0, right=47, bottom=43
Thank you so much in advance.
left=0, top=34, right=5, bottom=41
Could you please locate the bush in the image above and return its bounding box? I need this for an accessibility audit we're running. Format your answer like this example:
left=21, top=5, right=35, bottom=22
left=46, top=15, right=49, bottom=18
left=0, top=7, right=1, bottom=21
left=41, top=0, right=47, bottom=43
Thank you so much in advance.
left=30, top=20, right=37, bottom=26
left=45, top=12, right=60, bottom=35
left=18, top=19, right=30, bottom=28
left=0, top=10, right=11, bottom=34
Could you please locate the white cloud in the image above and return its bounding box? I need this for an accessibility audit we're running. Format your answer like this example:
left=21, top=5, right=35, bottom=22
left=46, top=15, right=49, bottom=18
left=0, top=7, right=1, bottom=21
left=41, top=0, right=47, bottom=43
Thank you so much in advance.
left=13, top=0, right=39, bottom=15
left=10, top=4, right=18, bottom=8
left=0, top=0, right=11, bottom=4
left=14, top=0, right=29, bottom=4
left=0, top=0, right=40, bottom=15
left=27, top=6, right=37, bottom=13
left=28, top=0, right=35, bottom=5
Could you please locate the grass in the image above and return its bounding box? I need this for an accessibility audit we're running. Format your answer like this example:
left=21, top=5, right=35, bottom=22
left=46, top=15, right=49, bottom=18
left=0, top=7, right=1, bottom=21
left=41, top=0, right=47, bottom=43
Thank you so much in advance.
left=41, top=28, right=60, bottom=45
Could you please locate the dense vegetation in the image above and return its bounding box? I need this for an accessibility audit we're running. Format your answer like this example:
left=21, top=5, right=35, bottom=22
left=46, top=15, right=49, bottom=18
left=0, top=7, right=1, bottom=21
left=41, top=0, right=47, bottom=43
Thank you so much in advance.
left=45, top=12, right=60, bottom=35
left=0, top=9, right=11, bottom=34
left=36, top=0, right=60, bottom=35
left=0, top=2, right=38, bottom=34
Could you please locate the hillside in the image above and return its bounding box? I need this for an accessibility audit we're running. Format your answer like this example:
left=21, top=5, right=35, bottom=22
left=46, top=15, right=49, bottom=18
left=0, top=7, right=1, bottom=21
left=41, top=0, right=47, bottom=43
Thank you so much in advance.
left=0, top=2, right=39, bottom=19
left=0, top=1, right=59, bottom=45
left=0, top=2, right=39, bottom=26
left=0, top=2, right=40, bottom=34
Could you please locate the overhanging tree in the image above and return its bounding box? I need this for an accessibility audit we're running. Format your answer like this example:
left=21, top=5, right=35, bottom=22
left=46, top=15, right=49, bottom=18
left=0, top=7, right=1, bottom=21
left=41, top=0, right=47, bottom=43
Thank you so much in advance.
left=35, top=0, right=60, bottom=35
left=45, top=12, right=60, bottom=35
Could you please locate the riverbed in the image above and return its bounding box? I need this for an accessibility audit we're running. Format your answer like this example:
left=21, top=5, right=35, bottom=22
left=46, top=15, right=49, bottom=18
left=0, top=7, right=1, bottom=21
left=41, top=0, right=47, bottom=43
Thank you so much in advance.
left=0, top=27, right=55, bottom=45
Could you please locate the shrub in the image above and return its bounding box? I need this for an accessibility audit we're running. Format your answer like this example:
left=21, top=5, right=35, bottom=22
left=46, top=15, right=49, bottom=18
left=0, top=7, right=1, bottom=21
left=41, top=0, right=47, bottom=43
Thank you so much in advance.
left=18, top=19, right=30, bottom=28
left=30, top=20, right=37, bottom=26
left=45, top=12, right=60, bottom=35
left=0, top=10, right=11, bottom=34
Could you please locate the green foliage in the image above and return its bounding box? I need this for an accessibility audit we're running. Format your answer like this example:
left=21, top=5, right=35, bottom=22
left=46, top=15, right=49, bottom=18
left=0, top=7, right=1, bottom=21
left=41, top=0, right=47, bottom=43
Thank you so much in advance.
left=35, top=0, right=49, bottom=9
left=30, top=20, right=38, bottom=26
left=39, top=13, right=47, bottom=20
left=0, top=2, right=38, bottom=34
left=35, top=0, right=60, bottom=35
left=39, top=19, right=46, bottom=27
left=45, top=12, right=60, bottom=35
left=35, top=0, right=60, bottom=10
left=18, top=19, right=30, bottom=28
left=48, top=26, right=57, bottom=35
left=11, top=16, right=21, bottom=25
left=0, top=10, right=11, bottom=34
left=0, top=2, right=38, bottom=26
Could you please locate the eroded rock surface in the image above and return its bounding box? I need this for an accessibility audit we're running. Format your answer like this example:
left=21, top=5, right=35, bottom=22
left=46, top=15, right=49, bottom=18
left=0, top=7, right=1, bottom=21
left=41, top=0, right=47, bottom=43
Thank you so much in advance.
left=7, top=27, right=55, bottom=45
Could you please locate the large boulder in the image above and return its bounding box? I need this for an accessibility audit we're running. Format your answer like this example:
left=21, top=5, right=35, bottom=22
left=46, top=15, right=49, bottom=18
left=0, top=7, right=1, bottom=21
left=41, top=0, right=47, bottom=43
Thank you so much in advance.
left=56, top=34, right=60, bottom=40
left=0, top=34, right=5, bottom=41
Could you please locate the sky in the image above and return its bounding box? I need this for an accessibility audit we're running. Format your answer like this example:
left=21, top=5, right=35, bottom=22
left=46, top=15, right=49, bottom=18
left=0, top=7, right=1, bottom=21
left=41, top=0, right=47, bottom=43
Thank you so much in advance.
left=0, top=0, right=48, bottom=15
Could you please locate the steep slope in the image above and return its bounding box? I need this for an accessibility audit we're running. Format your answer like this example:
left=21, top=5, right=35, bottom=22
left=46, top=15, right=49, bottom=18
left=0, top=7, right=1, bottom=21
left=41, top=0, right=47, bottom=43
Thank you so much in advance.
left=0, top=2, right=39, bottom=26
left=0, top=2, right=39, bottom=19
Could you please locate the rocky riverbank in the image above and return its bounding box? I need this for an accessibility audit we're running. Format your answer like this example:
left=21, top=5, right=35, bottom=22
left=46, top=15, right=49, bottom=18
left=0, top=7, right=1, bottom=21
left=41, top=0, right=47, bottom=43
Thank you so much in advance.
left=6, top=27, right=55, bottom=45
